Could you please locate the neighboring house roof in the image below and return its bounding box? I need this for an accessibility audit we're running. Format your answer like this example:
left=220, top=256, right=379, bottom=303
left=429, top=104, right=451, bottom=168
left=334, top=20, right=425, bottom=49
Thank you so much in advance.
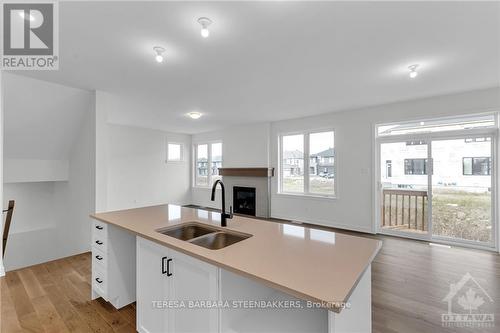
left=283, top=150, right=304, bottom=159
left=312, top=148, right=335, bottom=158
left=197, top=157, right=222, bottom=162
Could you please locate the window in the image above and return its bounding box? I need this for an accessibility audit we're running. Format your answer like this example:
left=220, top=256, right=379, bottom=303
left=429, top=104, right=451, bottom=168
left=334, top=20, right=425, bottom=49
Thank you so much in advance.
left=404, top=158, right=428, bottom=175
left=281, top=134, right=304, bottom=193
left=463, top=157, right=491, bottom=175
left=406, top=140, right=426, bottom=146
left=280, top=130, right=335, bottom=197
left=194, top=142, right=223, bottom=187
left=167, top=143, right=182, bottom=161
left=385, top=160, right=392, bottom=177
left=465, top=137, right=491, bottom=143
left=211, top=142, right=222, bottom=183
left=377, top=114, right=496, bottom=137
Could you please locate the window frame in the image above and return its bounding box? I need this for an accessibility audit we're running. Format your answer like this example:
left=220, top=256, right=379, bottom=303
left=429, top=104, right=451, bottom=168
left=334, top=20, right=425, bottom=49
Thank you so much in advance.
left=278, top=129, right=336, bottom=199
left=193, top=141, right=223, bottom=188
left=166, top=142, right=184, bottom=163
left=462, top=157, right=491, bottom=176
left=404, top=158, right=429, bottom=175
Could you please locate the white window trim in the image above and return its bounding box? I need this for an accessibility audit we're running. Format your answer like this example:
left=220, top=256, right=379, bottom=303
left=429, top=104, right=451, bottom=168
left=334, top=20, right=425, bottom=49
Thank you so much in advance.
left=278, top=129, right=336, bottom=199
left=166, top=141, right=184, bottom=163
left=193, top=141, right=223, bottom=188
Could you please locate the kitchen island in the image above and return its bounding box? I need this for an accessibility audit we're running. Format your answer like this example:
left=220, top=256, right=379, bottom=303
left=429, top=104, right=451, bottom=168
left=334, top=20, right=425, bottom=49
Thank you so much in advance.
left=90, top=204, right=381, bottom=333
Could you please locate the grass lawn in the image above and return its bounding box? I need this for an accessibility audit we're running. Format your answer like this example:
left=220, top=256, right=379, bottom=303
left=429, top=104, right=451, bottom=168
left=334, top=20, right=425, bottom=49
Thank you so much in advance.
left=432, top=189, right=492, bottom=243
left=282, top=176, right=335, bottom=195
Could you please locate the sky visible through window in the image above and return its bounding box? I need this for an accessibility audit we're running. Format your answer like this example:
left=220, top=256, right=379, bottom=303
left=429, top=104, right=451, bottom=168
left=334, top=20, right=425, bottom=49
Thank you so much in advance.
left=283, top=132, right=334, bottom=153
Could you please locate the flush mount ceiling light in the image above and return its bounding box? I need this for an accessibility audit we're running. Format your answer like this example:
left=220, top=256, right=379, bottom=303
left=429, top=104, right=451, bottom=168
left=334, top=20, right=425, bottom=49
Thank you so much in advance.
left=408, top=64, right=419, bottom=78
left=153, top=46, right=165, bottom=63
left=188, top=112, right=202, bottom=119
left=198, top=17, right=212, bottom=38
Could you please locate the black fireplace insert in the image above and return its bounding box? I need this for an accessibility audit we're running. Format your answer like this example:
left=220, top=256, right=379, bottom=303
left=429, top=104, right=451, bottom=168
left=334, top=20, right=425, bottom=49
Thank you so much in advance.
left=233, top=186, right=256, bottom=216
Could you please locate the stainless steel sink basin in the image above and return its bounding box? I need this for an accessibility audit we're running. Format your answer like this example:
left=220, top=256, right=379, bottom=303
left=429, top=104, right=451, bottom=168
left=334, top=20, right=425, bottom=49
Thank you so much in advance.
left=157, top=222, right=252, bottom=249
left=157, top=222, right=219, bottom=241
left=189, top=231, right=251, bottom=250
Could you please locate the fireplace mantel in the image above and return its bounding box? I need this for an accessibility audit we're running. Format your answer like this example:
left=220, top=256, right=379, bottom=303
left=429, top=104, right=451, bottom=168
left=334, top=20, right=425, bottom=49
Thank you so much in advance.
left=218, top=168, right=274, bottom=178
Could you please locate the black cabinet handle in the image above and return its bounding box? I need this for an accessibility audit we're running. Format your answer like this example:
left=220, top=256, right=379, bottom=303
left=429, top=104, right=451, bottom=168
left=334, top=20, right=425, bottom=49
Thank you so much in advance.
left=162, top=256, right=168, bottom=274
left=166, top=258, right=173, bottom=277
left=95, top=255, right=103, bottom=260
left=161, top=257, right=173, bottom=276
left=95, top=225, right=104, bottom=230
left=95, top=278, right=103, bottom=284
left=95, top=240, right=103, bottom=245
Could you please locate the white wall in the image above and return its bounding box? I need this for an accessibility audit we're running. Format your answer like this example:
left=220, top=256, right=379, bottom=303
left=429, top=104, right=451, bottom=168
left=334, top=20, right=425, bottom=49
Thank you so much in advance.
left=3, top=182, right=60, bottom=270
left=2, top=75, right=95, bottom=271
left=271, top=87, right=500, bottom=233
left=190, top=88, right=500, bottom=235
left=0, top=71, right=4, bottom=276
left=106, top=124, right=191, bottom=211
left=3, top=159, right=69, bottom=183
left=93, top=91, right=193, bottom=212
left=191, top=122, right=270, bottom=208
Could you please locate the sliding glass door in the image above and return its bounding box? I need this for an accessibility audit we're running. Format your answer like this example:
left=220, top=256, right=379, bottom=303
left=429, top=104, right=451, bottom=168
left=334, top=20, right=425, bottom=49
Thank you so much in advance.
left=378, top=135, right=495, bottom=247
left=376, top=114, right=497, bottom=248
left=431, top=137, right=493, bottom=245
left=379, top=141, right=430, bottom=239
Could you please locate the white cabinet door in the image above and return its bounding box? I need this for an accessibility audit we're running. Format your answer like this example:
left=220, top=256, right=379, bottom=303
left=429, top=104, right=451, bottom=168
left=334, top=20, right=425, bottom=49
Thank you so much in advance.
left=137, top=237, right=169, bottom=333
left=167, top=249, right=219, bottom=333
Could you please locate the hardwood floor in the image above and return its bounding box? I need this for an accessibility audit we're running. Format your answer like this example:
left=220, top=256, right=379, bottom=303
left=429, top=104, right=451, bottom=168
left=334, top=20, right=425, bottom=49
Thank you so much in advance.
left=1, top=254, right=135, bottom=333
left=1, top=232, right=499, bottom=333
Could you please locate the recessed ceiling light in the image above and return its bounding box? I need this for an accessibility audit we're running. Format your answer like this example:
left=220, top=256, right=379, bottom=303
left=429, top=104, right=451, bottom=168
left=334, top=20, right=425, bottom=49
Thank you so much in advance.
left=188, top=112, right=202, bottom=119
left=198, top=17, right=212, bottom=38
left=153, top=46, right=165, bottom=63
left=408, top=64, right=419, bottom=78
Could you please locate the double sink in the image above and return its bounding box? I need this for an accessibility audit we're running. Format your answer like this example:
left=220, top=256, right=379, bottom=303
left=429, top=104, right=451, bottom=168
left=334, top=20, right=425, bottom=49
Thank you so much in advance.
left=156, top=222, right=251, bottom=250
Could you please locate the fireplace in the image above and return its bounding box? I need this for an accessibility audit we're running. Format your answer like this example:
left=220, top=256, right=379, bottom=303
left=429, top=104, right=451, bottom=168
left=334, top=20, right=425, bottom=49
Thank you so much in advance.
left=233, top=186, right=256, bottom=216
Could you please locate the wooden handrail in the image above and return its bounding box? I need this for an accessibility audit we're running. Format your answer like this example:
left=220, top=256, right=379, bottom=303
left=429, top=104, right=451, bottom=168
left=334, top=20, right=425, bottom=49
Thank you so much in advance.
left=382, top=189, right=428, bottom=196
left=382, top=189, right=427, bottom=231
left=2, top=200, right=15, bottom=258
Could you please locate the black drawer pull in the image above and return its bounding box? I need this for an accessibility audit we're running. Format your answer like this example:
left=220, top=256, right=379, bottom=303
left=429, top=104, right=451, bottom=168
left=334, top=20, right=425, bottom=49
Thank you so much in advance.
left=161, top=256, right=168, bottom=274
left=166, top=258, right=173, bottom=277
left=95, top=255, right=103, bottom=260
left=95, top=240, right=103, bottom=245
left=95, top=278, right=103, bottom=284
left=95, top=225, right=104, bottom=230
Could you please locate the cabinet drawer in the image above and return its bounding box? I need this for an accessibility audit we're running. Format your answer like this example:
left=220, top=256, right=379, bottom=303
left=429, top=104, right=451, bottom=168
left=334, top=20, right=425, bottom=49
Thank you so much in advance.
left=92, top=233, right=108, bottom=253
left=92, top=264, right=108, bottom=299
left=92, top=248, right=107, bottom=269
left=93, top=220, right=108, bottom=236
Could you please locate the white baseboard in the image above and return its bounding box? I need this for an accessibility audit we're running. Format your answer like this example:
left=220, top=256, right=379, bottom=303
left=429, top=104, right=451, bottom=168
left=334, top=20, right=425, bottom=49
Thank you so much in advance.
left=0, top=263, right=5, bottom=277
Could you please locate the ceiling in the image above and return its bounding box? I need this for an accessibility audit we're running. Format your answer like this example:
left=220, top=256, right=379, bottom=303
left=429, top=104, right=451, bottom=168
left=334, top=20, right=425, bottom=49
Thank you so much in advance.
left=11, top=1, right=500, bottom=134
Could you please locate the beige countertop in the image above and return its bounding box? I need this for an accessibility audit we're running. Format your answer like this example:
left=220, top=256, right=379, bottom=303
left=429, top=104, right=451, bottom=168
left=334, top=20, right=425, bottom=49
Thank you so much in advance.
left=91, top=204, right=382, bottom=312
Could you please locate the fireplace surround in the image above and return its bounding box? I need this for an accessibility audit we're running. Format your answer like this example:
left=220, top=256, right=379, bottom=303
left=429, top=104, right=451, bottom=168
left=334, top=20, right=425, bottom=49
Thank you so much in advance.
left=218, top=168, right=274, bottom=218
